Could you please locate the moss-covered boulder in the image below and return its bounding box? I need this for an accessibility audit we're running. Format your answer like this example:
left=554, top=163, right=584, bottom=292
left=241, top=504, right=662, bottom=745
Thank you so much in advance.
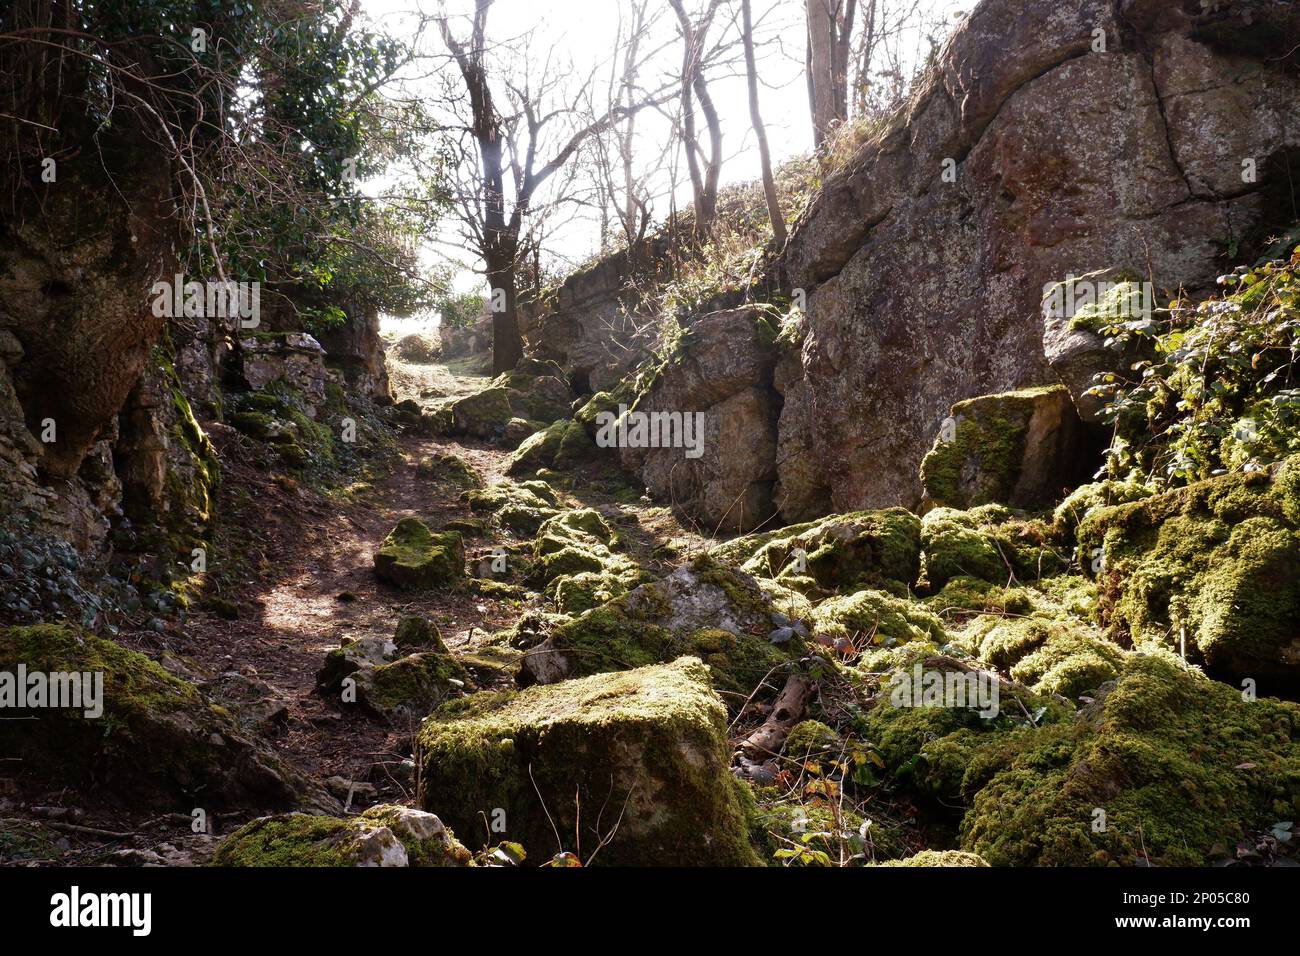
left=526, top=508, right=641, bottom=594
left=212, top=806, right=471, bottom=867
left=921, top=505, right=1068, bottom=591
left=355, top=651, right=469, bottom=723
left=0, top=625, right=328, bottom=810
left=859, top=654, right=1069, bottom=804
left=519, top=557, right=792, bottom=694
left=445, top=370, right=574, bottom=440
left=919, top=385, right=1091, bottom=511
left=875, top=850, right=989, bottom=867
left=316, top=635, right=397, bottom=694
left=374, top=518, right=465, bottom=590
left=506, top=419, right=597, bottom=476
left=466, top=480, right=560, bottom=536
left=812, top=590, right=946, bottom=649
left=550, top=570, right=630, bottom=615
left=393, top=615, right=447, bottom=652
left=417, top=657, right=761, bottom=866
left=961, top=653, right=1300, bottom=866
left=415, top=452, right=483, bottom=488
left=713, top=508, right=923, bottom=591
left=1078, top=457, right=1300, bottom=680
left=959, top=615, right=1124, bottom=700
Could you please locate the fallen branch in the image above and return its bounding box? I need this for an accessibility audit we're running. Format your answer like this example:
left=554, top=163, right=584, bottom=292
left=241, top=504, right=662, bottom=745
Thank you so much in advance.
left=740, top=672, right=813, bottom=761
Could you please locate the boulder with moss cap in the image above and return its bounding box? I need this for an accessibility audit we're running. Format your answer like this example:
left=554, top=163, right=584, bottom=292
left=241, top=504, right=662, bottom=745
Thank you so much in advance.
left=373, top=518, right=465, bottom=589
left=417, top=657, right=760, bottom=866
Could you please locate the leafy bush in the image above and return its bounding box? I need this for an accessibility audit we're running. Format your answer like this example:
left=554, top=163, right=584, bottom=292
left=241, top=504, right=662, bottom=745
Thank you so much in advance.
left=1091, top=250, right=1300, bottom=488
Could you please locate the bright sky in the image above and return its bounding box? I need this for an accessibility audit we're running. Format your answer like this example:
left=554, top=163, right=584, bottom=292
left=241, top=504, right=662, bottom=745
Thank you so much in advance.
left=359, top=0, right=971, bottom=325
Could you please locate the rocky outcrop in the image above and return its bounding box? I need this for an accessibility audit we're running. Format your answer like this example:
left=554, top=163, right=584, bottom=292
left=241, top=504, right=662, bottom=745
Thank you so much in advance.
left=439, top=311, right=492, bottom=359
left=315, top=302, right=391, bottom=402
left=618, top=309, right=780, bottom=532
left=777, top=0, right=1300, bottom=516
left=519, top=234, right=673, bottom=392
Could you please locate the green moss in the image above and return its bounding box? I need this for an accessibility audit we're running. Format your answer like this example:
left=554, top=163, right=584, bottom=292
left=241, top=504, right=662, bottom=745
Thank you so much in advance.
left=859, top=656, right=1068, bottom=804
left=875, top=850, right=989, bottom=867
left=813, top=589, right=946, bottom=648
left=358, top=806, right=472, bottom=867
left=0, top=625, right=301, bottom=807
left=415, top=452, right=483, bottom=488
left=784, top=720, right=843, bottom=760
left=919, top=386, right=1068, bottom=509
left=715, top=509, right=922, bottom=591
left=961, top=653, right=1300, bottom=866
left=550, top=571, right=628, bottom=615
left=921, top=506, right=1068, bottom=591
left=374, top=519, right=465, bottom=590
left=212, top=814, right=361, bottom=867
left=1078, top=458, right=1300, bottom=678
left=360, top=652, right=468, bottom=720
left=417, top=658, right=761, bottom=866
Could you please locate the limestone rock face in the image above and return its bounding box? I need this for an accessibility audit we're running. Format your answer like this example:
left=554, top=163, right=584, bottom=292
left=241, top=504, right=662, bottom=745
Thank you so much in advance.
left=417, top=657, right=760, bottom=866
left=518, top=235, right=671, bottom=392
left=316, top=302, right=392, bottom=401
left=618, top=309, right=780, bottom=532
left=772, top=0, right=1300, bottom=515
left=240, top=332, right=331, bottom=413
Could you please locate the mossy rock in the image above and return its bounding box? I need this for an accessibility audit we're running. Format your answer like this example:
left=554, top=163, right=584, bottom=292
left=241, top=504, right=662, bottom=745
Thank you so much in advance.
left=875, top=850, right=989, bottom=867
left=1078, top=457, right=1300, bottom=680
left=813, top=589, right=946, bottom=649
left=919, top=385, right=1086, bottom=511
left=393, top=616, right=448, bottom=652
left=860, top=655, right=1069, bottom=804
left=355, top=652, right=469, bottom=722
left=505, top=419, right=597, bottom=476
left=921, top=505, right=1068, bottom=591
left=466, top=481, right=560, bottom=536
left=519, top=558, right=788, bottom=695
left=316, top=636, right=397, bottom=694
left=213, top=807, right=471, bottom=867
left=714, top=508, right=922, bottom=591
left=417, top=657, right=761, bottom=866
left=0, top=625, right=321, bottom=810
left=374, top=518, right=465, bottom=590
left=549, top=571, right=629, bottom=615
left=449, top=386, right=515, bottom=439
left=960, top=653, right=1300, bottom=866
left=415, top=452, right=483, bottom=488
left=960, top=615, right=1124, bottom=700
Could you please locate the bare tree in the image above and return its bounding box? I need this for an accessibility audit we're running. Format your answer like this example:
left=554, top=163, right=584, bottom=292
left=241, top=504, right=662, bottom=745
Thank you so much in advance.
left=806, top=0, right=857, bottom=149
left=741, top=0, right=785, bottom=247
left=668, top=0, right=725, bottom=238
left=435, top=0, right=669, bottom=373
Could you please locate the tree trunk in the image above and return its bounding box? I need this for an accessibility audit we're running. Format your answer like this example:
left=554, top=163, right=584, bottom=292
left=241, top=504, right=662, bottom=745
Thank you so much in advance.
left=742, top=0, right=786, bottom=248
left=807, top=0, right=837, bottom=149
left=486, top=261, right=523, bottom=375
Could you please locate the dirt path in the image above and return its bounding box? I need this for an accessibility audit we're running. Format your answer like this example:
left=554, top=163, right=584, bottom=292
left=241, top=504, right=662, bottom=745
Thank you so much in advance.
left=179, top=426, right=523, bottom=804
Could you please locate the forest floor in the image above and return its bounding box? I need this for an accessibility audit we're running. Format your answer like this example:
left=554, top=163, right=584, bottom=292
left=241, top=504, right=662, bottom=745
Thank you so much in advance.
left=1, top=354, right=715, bottom=865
